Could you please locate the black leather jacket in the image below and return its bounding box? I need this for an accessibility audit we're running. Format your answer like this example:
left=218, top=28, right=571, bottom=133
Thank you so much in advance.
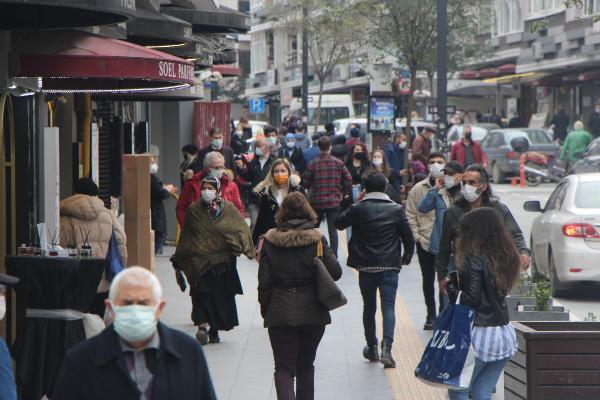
left=335, top=192, right=414, bottom=269
left=459, top=256, right=509, bottom=327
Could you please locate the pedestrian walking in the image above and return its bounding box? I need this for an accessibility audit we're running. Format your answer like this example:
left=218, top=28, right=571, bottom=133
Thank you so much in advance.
left=435, top=164, right=530, bottom=296
left=411, top=127, right=435, bottom=171
left=302, top=133, right=322, bottom=165
left=60, top=178, right=127, bottom=317
left=549, top=105, right=570, bottom=144
left=172, top=176, right=255, bottom=345
left=52, top=267, right=217, bottom=400
left=346, top=143, right=370, bottom=203
left=560, top=120, right=592, bottom=170
left=236, top=138, right=277, bottom=230
left=405, top=152, right=447, bottom=330
left=149, top=154, right=177, bottom=255
left=258, top=192, right=342, bottom=400
left=279, top=133, right=307, bottom=174
left=365, top=149, right=403, bottom=201
left=0, top=273, right=18, bottom=400
left=383, top=133, right=408, bottom=177
left=197, top=128, right=236, bottom=171
left=294, top=125, right=312, bottom=151
left=252, top=159, right=304, bottom=244
left=232, top=125, right=246, bottom=155
left=325, top=122, right=336, bottom=136
left=335, top=173, right=414, bottom=368
left=330, top=135, right=349, bottom=161
left=265, top=126, right=281, bottom=154
left=450, top=126, right=488, bottom=168
left=587, top=104, right=600, bottom=139
left=303, top=136, right=352, bottom=257
left=447, top=208, right=521, bottom=400
left=179, top=144, right=202, bottom=185
left=346, top=127, right=368, bottom=152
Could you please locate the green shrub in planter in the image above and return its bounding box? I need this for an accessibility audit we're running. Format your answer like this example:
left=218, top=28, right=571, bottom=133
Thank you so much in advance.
left=534, top=280, right=551, bottom=312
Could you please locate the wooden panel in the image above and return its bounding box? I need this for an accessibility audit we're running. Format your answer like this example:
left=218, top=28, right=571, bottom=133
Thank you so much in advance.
left=536, top=354, right=600, bottom=369
left=536, top=370, right=600, bottom=385
left=504, top=374, right=527, bottom=399
left=505, top=360, right=527, bottom=383
left=530, top=338, right=600, bottom=354
left=536, top=386, right=600, bottom=399
left=510, top=349, right=527, bottom=368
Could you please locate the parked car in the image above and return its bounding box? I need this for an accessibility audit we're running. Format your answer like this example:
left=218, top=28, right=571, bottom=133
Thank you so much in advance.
left=524, top=173, right=600, bottom=297
left=572, top=137, right=600, bottom=174
left=480, top=128, right=560, bottom=183
left=333, top=117, right=367, bottom=137
left=446, top=123, right=500, bottom=145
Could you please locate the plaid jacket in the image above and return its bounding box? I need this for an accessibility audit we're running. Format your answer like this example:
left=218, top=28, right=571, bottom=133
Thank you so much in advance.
left=304, top=153, right=352, bottom=210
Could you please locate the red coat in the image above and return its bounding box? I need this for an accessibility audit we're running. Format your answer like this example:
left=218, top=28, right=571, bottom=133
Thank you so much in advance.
left=176, top=171, right=245, bottom=227
left=450, top=140, right=488, bottom=167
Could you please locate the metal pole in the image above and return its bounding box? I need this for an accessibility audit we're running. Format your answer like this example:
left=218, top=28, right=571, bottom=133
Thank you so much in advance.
left=436, top=0, right=448, bottom=152
left=301, top=2, right=309, bottom=130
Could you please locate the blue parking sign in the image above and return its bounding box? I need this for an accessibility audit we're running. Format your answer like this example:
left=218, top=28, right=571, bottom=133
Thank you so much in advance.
left=249, top=97, right=265, bottom=114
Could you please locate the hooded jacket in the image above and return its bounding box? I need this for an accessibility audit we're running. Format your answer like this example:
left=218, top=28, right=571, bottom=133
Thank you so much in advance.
left=176, top=170, right=245, bottom=227
left=258, top=222, right=342, bottom=327
left=60, top=194, right=127, bottom=292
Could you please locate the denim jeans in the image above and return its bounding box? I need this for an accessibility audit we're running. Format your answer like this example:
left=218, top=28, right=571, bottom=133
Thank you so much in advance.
left=358, top=270, right=399, bottom=346
left=448, top=357, right=509, bottom=400
left=316, top=207, right=340, bottom=257
left=154, top=231, right=166, bottom=255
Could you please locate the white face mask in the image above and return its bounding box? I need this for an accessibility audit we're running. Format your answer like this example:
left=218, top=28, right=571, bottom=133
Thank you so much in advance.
left=461, top=184, right=481, bottom=203
left=444, top=175, right=456, bottom=188
left=209, top=168, right=223, bottom=179
left=267, top=137, right=278, bottom=146
left=201, top=189, right=217, bottom=204
left=372, top=159, right=383, bottom=167
left=398, top=142, right=407, bottom=149
left=286, top=141, right=295, bottom=149
left=150, top=163, right=159, bottom=174
left=0, top=295, right=5, bottom=320
left=429, top=163, right=445, bottom=178
left=211, top=138, right=223, bottom=150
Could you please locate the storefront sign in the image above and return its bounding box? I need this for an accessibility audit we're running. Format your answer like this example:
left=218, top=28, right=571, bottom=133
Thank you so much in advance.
left=158, top=61, right=194, bottom=81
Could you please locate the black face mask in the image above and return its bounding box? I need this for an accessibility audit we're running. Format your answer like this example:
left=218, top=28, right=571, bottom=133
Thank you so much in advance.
left=354, top=152, right=366, bottom=161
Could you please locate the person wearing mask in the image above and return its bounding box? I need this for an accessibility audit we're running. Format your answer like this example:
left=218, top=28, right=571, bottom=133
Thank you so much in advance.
left=587, top=104, right=600, bottom=139
left=60, top=178, right=127, bottom=316
left=279, top=133, right=306, bottom=174
left=335, top=173, right=414, bottom=368
left=0, top=273, right=18, bottom=400
left=231, top=125, right=246, bottom=155
left=303, top=136, right=352, bottom=257
left=346, top=143, right=370, bottom=202
left=447, top=208, right=521, bottom=400
left=412, top=127, right=435, bottom=171
left=560, top=120, right=593, bottom=169
left=364, top=150, right=403, bottom=203
left=265, top=126, right=281, bottom=154
left=450, top=125, right=488, bottom=168
left=198, top=128, right=236, bottom=171
left=294, top=125, right=312, bottom=151
left=177, top=151, right=245, bottom=227
left=179, top=144, right=201, bottom=185
left=149, top=155, right=177, bottom=255
left=550, top=106, right=570, bottom=144
left=331, top=134, right=349, bottom=161
left=237, top=138, right=276, bottom=230
left=324, top=122, right=336, bottom=136
left=435, top=164, right=531, bottom=297
left=173, top=177, right=255, bottom=345
left=252, top=159, right=304, bottom=244
left=384, top=134, right=408, bottom=175
left=406, top=152, right=446, bottom=330
left=303, top=133, right=322, bottom=165
left=52, top=267, right=217, bottom=399
left=346, top=127, right=368, bottom=152
left=258, top=193, right=341, bottom=400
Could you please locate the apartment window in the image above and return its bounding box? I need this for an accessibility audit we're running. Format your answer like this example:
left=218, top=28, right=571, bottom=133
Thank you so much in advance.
left=251, top=33, right=267, bottom=73
left=267, top=31, right=274, bottom=69
left=530, top=0, right=562, bottom=15
left=287, top=34, right=298, bottom=66
left=494, top=0, right=522, bottom=36
left=587, top=0, right=600, bottom=14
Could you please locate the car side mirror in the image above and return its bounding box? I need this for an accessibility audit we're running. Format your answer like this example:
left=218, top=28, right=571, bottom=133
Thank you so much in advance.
left=524, top=200, right=542, bottom=213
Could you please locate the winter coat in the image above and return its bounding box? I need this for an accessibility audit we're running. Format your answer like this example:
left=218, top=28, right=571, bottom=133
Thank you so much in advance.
left=405, top=178, right=436, bottom=251
left=237, top=155, right=276, bottom=205
left=411, top=133, right=431, bottom=166
left=197, top=145, right=236, bottom=171
left=417, top=186, right=453, bottom=255
left=252, top=176, right=304, bottom=244
left=278, top=146, right=307, bottom=175
left=384, top=142, right=405, bottom=172
left=151, top=174, right=170, bottom=235
left=550, top=111, right=570, bottom=143
left=52, top=323, right=217, bottom=400
left=258, top=221, right=342, bottom=328
left=231, top=133, right=246, bottom=155
left=450, top=140, right=488, bottom=168
left=560, top=128, right=592, bottom=163
left=176, top=170, right=245, bottom=227
left=59, top=194, right=127, bottom=292
left=335, top=192, right=414, bottom=270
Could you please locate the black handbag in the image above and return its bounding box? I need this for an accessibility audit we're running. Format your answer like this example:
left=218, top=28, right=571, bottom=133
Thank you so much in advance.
left=314, top=236, right=347, bottom=311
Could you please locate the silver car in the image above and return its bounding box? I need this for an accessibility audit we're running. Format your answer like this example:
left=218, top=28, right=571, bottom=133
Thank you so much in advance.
left=524, top=173, right=600, bottom=297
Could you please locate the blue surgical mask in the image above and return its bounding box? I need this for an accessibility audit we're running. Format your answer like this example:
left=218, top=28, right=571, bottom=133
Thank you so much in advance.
left=112, top=305, right=157, bottom=343
left=209, top=168, right=223, bottom=179
left=211, top=138, right=223, bottom=149
left=267, top=137, right=278, bottom=146
left=201, top=189, right=217, bottom=203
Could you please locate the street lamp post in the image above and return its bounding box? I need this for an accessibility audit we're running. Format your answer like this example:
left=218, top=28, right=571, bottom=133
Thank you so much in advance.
left=301, top=3, right=309, bottom=130
left=436, top=0, right=448, bottom=152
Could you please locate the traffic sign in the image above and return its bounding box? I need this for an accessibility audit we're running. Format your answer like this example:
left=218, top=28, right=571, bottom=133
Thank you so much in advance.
left=396, top=78, right=411, bottom=95
left=249, top=97, right=265, bottom=114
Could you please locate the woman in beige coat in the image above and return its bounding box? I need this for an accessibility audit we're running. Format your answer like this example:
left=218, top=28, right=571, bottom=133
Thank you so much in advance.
left=60, top=178, right=127, bottom=316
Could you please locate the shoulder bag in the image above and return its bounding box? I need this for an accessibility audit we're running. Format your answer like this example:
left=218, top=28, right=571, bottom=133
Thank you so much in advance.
left=313, top=235, right=347, bottom=311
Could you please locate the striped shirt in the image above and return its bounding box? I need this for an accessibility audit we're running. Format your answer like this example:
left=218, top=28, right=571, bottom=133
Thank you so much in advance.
left=471, top=323, right=517, bottom=362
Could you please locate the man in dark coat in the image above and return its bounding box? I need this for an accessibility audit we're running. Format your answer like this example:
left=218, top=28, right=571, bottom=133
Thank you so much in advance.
left=550, top=106, right=570, bottom=144
left=197, top=128, right=236, bottom=171
left=150, top=155, right=176, bottom=255
left=335, top=173, right=414, bottom=368
left=588, top=104, right=600, bottom=139
left=52, top=267, right=217, bottom=400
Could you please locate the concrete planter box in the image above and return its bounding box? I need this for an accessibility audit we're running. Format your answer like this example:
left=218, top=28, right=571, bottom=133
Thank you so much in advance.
left=509, top=305, right=570, bottom=322
left=505, top=322, right=600, bottom=400
left=510, top=285, right=537, bottom=297
left=506, top=296, right=551, bottom=310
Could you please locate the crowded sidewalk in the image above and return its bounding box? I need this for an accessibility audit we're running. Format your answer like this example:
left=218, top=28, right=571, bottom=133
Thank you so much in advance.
left=156, top=230, right=451, bottom=400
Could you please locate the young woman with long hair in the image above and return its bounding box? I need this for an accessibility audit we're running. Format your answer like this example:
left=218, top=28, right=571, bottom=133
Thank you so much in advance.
left=448, top=207, right=521, bottom=400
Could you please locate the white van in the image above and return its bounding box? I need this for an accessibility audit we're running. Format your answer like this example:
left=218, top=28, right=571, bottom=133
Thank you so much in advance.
left=289, top=94, right=355, bottom=133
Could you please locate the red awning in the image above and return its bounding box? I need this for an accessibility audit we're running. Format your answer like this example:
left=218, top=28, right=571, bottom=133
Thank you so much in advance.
left=11, top=31, right=194, bottom=93
left=479, top=67, right=499, bottom=78
left=458, top=70, right=480, bottom=79
left=498, top=63, right=516, bottom=74
left=212, top=64, right=241, bottom=77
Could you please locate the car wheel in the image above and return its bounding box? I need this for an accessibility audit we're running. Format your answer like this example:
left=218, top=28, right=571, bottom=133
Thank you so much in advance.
left=492, top=163, right=505, bottom=183
left=549, top=250, right=570, bottom=298
left=530, top=239, right=543, bottom=281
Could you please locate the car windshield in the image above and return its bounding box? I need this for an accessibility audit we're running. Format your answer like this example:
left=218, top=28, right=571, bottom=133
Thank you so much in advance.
left=586, top=140, right=600, bottom=156
left=504, top=130, right=551, bottom=144
left=575, top=181, right=600, bottom=208
left=308, top=108, right=350, bottom=125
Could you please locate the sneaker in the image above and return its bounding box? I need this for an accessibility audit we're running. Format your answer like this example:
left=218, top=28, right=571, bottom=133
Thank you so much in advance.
left=423, top=315, right=435, bottom=331
left=196, top=327, right=209, bottom=345
left=362, top=345, right=379, bottom=362
left=380, top=341, right=396, bottom=369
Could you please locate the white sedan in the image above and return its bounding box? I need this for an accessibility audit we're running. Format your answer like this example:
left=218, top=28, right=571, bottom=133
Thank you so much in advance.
left=524, top=173, right=600, bottom=297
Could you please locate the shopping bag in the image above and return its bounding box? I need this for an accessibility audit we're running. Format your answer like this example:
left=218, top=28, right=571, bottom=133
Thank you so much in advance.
left=414, top=296, right=476, bottom=389
left=106, top=232, right=124, bottom=281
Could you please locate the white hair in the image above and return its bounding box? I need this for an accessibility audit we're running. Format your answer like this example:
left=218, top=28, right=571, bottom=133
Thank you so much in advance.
left=108, top=267, right=163, bottom=304
left=203, top=151, right=225, bottom=168
left=574, top=120, right=584, bottom=130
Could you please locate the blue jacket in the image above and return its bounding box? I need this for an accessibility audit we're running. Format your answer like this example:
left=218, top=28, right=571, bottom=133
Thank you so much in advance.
left=0, top=337, right=16, bottom=400
left=417, top=187, right=450, bottom=255
left=384, top=142, right=405, bottom=172
left=303, top=145, right=320, bottom=165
